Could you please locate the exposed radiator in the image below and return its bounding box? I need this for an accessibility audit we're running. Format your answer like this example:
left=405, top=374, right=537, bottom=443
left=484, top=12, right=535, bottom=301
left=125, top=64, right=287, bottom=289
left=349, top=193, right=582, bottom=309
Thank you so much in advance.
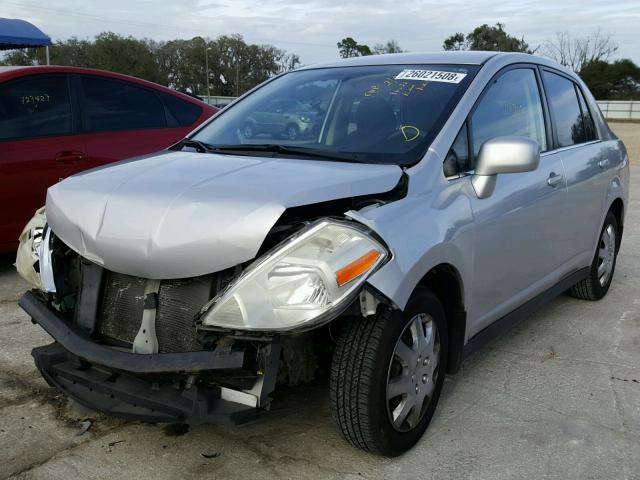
left=96, top=269, right=235, bottom=353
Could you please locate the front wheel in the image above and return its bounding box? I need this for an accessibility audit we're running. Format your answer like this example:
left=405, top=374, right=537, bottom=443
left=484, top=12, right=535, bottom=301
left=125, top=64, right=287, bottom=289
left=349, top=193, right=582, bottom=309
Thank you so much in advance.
left=329, top=288, right=448, bottom=456
left=569, top=211, right=619, bottom=300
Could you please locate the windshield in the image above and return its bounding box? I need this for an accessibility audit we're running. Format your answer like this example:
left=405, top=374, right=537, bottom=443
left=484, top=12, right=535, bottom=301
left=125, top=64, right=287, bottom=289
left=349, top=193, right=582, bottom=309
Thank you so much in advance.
left=191, top=64, right=478, bottom=166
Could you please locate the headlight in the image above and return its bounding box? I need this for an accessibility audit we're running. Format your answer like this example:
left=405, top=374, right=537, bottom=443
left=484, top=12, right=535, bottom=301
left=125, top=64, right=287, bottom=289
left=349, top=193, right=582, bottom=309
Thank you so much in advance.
left=299, top=115, right=312, bottom=123
left=200, top=219, right=388, bottom=332
left=16, top=207, right=46, bottom=290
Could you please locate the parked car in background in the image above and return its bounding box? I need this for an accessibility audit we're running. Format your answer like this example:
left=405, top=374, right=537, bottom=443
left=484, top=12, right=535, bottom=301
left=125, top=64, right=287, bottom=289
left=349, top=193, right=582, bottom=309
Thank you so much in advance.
left=16, top=52, right=629, bottom=456
left=0, top=66, right=217, bottom=252
left=243, top=98, right=317, bottom=140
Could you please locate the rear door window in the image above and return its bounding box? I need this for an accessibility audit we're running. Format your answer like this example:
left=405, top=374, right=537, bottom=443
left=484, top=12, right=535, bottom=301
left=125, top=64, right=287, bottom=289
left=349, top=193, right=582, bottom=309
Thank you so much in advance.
left=542, top=71, right=586, bottom=147
left=81, top=76, right=166, bottom=132
left=575, top=87, right=597, bottom=142
left=471, top=68, right=547, bottom=160
left=0, top=75, right=72, bottom=140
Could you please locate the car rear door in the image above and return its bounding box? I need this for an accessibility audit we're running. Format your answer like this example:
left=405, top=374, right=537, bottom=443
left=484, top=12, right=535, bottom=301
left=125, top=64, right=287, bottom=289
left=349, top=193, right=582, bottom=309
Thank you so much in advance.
left=0, top=73, right=86, bottom=250
left=75, top=75, right=197, bottom=167
left=540, top=69, right=610, bottom=268
left=464, top=66, right=570, bottom=336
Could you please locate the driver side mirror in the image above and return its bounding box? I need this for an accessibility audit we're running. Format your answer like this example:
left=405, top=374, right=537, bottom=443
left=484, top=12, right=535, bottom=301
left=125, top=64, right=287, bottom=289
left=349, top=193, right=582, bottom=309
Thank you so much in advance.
left=472, top=136, right=540, bottom=199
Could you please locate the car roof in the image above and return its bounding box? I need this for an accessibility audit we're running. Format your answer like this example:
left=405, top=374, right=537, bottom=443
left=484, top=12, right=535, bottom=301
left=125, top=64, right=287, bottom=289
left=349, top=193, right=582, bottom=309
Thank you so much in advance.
left=0, top=65, right=214, bottom=109
left=297, top=51, right=546, bottom=70
left=0, top=65, right=26, bottom=73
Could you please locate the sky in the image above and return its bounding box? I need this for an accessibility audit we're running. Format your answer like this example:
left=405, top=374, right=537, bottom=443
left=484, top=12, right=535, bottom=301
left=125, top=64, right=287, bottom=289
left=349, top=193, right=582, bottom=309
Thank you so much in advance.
left=3, top=0, right=640, bottom=65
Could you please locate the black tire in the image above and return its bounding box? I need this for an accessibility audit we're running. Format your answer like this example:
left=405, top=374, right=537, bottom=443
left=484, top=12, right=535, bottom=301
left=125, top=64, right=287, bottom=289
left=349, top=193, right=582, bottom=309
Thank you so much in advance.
left=569, top=211, right=619, bottom=301
left=285, top=123, right=299, bottom=140
left=329, top=288, right=448, bottom=456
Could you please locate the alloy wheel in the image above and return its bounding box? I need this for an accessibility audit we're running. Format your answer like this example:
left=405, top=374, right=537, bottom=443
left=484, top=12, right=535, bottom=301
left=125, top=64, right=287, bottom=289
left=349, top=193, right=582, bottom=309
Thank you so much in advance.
left=598, top=224, right=616, bottom=286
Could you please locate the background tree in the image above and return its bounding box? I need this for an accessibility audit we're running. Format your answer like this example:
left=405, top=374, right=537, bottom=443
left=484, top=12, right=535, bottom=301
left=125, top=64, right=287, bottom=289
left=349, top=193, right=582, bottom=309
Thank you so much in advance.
left=0, top=32, right=300, bottom=96
left=373, top=40, right=404, bottom=55
left=337, top=37, right=372, bottom=58
left=92, top=32, right=164, bottom=83
left=542, top=30, right=618, bottom=73
left=442, top=23, right=533, bottom=53
left=442, top=33, right=466, bottom=51
left=580, top=59, right=640, bottom=100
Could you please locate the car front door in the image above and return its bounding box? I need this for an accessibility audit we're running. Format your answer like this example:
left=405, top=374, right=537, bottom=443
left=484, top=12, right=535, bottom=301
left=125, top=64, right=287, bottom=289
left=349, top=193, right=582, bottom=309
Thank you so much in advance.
left=465, top=66, right=570, bottom=336
left=0, top=74, right=86, bottom=250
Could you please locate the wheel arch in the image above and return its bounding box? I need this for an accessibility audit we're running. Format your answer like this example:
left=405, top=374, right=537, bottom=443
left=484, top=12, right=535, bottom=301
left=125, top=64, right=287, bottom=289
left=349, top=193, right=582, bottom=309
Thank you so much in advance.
left=415, top=263, right=466, bottom=374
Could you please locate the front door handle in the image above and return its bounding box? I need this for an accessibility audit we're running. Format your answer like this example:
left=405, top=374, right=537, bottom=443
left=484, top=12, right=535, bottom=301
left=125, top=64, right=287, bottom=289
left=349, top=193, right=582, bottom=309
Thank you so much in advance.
left=547, top=172, right=563, bottom=187
left=55, top=151, right=87, bottom=165
left=598, top=159, right=610, bottom=169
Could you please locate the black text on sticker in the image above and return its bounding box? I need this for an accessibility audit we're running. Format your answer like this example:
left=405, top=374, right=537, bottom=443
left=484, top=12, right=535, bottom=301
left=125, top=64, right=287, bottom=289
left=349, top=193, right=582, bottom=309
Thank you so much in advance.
left=395, top=70, right=467, bottom=83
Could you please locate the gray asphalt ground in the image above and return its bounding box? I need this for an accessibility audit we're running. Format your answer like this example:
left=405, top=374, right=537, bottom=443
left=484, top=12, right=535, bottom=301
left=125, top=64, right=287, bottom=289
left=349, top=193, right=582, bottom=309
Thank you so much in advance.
left=1, top=171, right=638, bottom=480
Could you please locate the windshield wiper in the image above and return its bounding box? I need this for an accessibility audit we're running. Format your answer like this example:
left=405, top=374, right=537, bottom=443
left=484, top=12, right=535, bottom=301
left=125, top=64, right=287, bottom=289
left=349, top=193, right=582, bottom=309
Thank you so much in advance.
left=209, top=144, right=363, bottom=163
left=171, top=138, right=217, bottom=153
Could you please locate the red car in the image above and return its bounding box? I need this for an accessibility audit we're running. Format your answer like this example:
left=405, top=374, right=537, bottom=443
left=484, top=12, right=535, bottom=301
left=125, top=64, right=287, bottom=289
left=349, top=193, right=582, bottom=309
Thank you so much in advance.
left=0, top=66, right=217, bottom=252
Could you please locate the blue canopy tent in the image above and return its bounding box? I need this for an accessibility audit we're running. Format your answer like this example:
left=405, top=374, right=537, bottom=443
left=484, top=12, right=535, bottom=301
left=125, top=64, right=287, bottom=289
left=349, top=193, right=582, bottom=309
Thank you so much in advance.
left=0, top=18, right=52, bottom=64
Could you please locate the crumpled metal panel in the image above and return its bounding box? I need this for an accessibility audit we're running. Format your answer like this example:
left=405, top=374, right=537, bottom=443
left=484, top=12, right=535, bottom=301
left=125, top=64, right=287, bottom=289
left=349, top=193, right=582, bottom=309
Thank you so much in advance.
left=45, top=151, right=402, bottom=279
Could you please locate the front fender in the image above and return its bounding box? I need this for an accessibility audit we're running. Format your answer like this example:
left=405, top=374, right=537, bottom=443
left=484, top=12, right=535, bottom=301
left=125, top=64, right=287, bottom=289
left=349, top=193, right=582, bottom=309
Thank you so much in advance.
left=347, top=178, right=475, bottom=311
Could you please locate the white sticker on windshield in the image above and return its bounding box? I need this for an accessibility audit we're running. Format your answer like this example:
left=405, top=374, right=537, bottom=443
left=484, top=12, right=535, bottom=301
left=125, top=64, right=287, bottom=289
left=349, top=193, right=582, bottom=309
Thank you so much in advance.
left=395, top=70, right=467, bottom=83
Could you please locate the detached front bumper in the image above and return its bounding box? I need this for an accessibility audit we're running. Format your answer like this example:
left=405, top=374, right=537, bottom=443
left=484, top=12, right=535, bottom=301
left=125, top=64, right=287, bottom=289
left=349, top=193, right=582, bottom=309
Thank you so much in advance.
left=20, top=291, right=276, bottom=425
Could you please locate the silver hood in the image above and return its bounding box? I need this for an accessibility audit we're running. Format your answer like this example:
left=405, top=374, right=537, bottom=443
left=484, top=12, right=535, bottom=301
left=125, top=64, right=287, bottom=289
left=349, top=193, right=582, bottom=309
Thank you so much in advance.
left=46, top=151, right=402, bottom=279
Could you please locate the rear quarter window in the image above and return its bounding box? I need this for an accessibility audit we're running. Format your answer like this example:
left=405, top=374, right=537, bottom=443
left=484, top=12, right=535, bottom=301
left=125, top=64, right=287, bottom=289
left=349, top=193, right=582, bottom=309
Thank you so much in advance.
left=159, top=92, right=203, bottom=127
left=575, top=87, right=598, bottom=142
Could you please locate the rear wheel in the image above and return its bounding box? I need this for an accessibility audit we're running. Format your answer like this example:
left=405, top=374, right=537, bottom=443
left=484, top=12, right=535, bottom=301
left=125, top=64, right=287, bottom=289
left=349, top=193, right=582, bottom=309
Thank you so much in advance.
left=570, top=211, right=619, bottom=300
left=243, top=122, right=254, bottom=139
left=330, top=288, right=448, bottom=456
left=285, top=124, right=299, bottom=141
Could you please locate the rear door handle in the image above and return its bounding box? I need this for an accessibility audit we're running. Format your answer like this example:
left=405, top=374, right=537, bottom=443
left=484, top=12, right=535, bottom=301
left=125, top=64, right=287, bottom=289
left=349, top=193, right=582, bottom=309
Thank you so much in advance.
left=547, top=172, right=564, bottom=187
left=55, top=151, right=87, bottom=164
left=598, top=159, right=610, bottom=169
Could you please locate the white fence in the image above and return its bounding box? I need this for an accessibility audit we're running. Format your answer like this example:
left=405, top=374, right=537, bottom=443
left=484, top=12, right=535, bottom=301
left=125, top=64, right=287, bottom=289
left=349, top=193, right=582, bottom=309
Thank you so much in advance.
left=203, top=95, right=639, bottom=121
left=202, top=95, right=236, bottom=107
left=597, top=101, right=640, bottom=121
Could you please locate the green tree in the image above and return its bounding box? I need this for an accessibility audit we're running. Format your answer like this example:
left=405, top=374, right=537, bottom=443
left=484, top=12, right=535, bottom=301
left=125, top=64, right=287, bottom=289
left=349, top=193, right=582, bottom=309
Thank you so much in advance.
left=1, top=32, right=301, bottom=97
left=580, top=59, right=640, bottom=100
left=443, top=23, right=533, bottom=53
left=157, top=37, right=211, bottom=95
left=337, top=37, right=372, bottom=58
left=91, top=32, right=164, bottom=83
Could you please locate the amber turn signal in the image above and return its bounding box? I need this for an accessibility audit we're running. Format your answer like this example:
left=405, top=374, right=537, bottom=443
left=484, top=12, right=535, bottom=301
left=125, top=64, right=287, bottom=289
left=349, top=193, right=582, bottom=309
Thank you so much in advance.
left=335, top=250, right=381, bottom=287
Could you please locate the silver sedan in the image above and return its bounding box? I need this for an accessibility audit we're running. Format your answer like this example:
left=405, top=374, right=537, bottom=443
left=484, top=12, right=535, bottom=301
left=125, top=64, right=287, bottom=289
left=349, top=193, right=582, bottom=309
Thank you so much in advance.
left=17, top=51, right=629, bottom=456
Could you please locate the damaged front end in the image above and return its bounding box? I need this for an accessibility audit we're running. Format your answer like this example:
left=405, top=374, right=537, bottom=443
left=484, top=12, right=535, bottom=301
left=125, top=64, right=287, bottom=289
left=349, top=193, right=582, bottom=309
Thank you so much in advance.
left=17, top=210, right=391, bottom=425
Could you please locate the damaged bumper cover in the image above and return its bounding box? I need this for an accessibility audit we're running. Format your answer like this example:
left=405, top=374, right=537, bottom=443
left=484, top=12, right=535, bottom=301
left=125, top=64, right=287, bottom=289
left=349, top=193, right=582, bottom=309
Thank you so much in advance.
left=20, top=291, right=272, bottom=424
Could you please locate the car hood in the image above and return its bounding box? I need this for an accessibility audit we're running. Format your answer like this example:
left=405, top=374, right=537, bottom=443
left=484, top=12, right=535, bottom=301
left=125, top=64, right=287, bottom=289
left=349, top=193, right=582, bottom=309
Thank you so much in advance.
left=46, top=151, right=402, bottom=279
